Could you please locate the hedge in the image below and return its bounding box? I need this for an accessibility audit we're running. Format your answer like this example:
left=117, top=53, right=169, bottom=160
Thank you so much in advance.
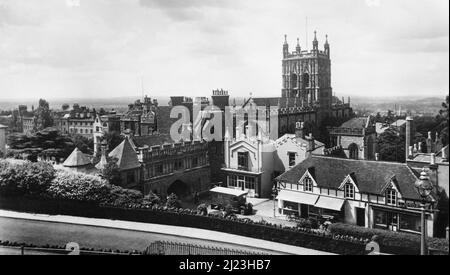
left=0, top=196, right=365, bottom=255
left=329, top=223, right=449, bottom=255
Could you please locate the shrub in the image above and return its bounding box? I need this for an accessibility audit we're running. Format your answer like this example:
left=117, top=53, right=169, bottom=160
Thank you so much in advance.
left=103, top=186, right=144, bottom=207
left=46, top=170, right=111, bottom=203
left=0, top=160, right=55, bottom=197
left=143, top=192, right=161, bottom=206
left=196, top=203, right=208, bottom=216
left=165, top=193, right=179, bottom=208
left=328, top=222, right=449, bottom=254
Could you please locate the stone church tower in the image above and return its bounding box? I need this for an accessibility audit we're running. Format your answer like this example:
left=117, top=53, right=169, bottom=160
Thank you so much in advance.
left=281, top=32, right=332, bottom=111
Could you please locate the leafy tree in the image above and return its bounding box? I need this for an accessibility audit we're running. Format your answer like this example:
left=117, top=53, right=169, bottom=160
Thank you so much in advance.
left=70, top=134, right=94, bottom=155
left=34, top=99, right=53, bottom=131
left=377, top=128, right=405, bottom=163
left=196, top=203, right=208, bottom=216
left=437, top=95, right=449, bottom=146
left=103, top=131, right=124, bottom=150
left=99, top=157, right=121, bottom=186
left=62, top=104, right=70, bottom=111
left=7, top=128, right=75, bottom=160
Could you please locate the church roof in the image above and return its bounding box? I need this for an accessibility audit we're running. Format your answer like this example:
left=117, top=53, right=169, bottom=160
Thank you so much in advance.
left=108, top=138, right=141, bottom=171
left=63, top=148, right=92, bottom=167
left=340, top=117, right=370, bottom=129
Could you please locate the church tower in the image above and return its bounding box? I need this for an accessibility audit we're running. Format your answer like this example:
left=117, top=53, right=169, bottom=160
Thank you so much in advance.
left=281, top=31, right=332, bottom=110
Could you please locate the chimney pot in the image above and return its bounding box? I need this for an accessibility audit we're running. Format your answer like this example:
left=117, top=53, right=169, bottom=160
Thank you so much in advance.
left=375, top=153, right=380, bottom=161
left=442, top=148, right=448, bottom=161
left=408, top=146, right=413, bottom=158
left=430, top=153, right=436, bottom=165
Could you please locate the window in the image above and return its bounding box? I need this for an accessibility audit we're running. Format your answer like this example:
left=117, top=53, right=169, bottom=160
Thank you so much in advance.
left=192, top=157, right=198, bottom=167
left=174, top=159, right=184, bottom=170
left=229, top=175, right=237, bottom=187
left=288, top=152, right=296, bottom=167
left=374, top=209, right=388, bottom=228
left=237, top=152, right=249, bottom=170
left=344, top=183, right=354, bottom=199
left=399, top=213, right=421, bottom=233
left=386, top=189, right=397, bottom=206
left=245, top=177, right=255, bottom=190
left=303, top=177, right=313, bottom=192
left=155, top=164, right=163, bottom=175
left=127, top=171, right=135, bottom=184
left=302, top=73, right=310, bottom=88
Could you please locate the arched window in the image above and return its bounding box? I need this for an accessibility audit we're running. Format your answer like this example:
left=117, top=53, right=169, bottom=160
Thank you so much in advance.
left=302, top=73, right=310, bottom=88
left=386, top=189, right=397, bottom=206
left=291, top=74, right=298, bottom=88
left=344, top=183, right=354, bottom=199
left=303, top=177, right=313, bottom=192
left=349, top=143, right=359, bottom=160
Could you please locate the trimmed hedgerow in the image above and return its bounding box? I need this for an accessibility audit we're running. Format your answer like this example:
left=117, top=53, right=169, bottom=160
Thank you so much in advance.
left=328, top=222, right=448, bottom=255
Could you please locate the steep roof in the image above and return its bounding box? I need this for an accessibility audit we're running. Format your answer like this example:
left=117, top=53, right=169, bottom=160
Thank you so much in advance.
left=108, top=138, right=141, bottom=171
left=63, top=148, right=92, bottom=167
left=276, top=155, right=423, bottom=200
left=0, top=124, right=8, bottom=129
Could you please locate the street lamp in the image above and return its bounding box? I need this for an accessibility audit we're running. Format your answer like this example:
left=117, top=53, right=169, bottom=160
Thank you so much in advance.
left=414, top=168, right=433, bottom=255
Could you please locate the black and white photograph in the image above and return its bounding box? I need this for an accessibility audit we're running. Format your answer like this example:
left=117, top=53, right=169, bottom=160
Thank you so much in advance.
left=0, top=0, right=448, bottom=263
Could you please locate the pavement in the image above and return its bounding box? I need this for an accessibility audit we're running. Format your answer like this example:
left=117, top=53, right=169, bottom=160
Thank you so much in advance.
left=0, top=209, right=335, bottom=255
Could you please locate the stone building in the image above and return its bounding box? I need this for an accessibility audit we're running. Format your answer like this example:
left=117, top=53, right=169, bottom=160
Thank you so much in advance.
left=222, top=122, right=325, bottom=198
left=328, top=116, right=377, bottom=160
left=120, top=96, right=158, bottom=137
left=93, top=112, right=121, bottom=154
left=245, top=32, right=353, bottom=138
left=54, top=104, right=96, bottom=138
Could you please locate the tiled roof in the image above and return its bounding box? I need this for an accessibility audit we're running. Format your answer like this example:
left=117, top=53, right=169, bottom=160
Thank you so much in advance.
left=276, top=155, right=423, bottom=200
left=63, top=148, right=92, bottom=167
left=108, top=138, right=141, bottom=171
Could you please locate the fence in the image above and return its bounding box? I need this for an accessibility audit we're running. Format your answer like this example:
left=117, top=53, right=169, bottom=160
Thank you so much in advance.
left=144, top=241, right=268, bottom=255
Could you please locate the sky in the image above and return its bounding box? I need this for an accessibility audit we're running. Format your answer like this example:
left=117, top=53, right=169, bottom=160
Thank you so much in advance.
left=0, top=0, right=448, bottom=100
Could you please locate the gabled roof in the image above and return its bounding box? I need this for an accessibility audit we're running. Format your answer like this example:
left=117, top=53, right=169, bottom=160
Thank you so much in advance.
left=276, top=155, right=423, bottom=200
left=95, top=153, right=108, bottom=170
left=108, top=138, right=141, bottom=171
left=63, top=148, right=92, bottom=167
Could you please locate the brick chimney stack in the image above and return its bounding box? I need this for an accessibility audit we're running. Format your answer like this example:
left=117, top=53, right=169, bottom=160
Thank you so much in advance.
left=295, top=121, right=306, bottom=139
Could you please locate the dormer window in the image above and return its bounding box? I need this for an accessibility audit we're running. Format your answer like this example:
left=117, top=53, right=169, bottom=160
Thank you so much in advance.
left=303, top=177, right=313, bottom=192
left=344, top=183, right=354, bottom=199
left=386, top=189, right=397, bottom=206
left=238, top=152, right=249, bottom=171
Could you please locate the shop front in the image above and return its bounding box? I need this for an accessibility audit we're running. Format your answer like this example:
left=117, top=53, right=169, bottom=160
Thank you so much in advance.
left=277, top=190, right=344, bottom=222
left=372, top=206, right=423, bottom=234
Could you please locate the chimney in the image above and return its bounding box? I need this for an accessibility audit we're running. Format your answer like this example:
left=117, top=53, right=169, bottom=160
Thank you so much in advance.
left=405, top=116, right=413, bottom=160
left=295, top=121, right=305, bottom=139
left=408, top=146, right=413, bottom=159
left=418, top=142, right=423, bottom=153
left=375, top=153, right=380, bottom=161
left=413, top=144, right=418, bottom=153
left=306, top=133, right=315, bottom=156
left=430, top=153, right=436, bottom=165
left=442, top=148, right=448, bottom=162
left=426, top=131, right=433, bottom=153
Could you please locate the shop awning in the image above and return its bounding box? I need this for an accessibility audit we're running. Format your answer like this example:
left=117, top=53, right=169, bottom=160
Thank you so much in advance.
left=276, top=190, right=319, bottom=206
left=315, top=196, right=345, bottom=211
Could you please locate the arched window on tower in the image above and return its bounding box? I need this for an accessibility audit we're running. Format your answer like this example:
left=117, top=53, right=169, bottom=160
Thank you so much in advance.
left=291, top=74, right=298, bottom=89
left=302, top=73, right=310, bottom=89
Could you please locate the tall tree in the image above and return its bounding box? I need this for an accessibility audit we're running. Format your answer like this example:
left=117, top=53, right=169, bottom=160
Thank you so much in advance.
left=103, top=131, right=124, bottom=150
left=35, top=99, right=53, bottom=131
left=437, top=95, right=449, bottom=146
left=377, top=128, right=405, bottom=163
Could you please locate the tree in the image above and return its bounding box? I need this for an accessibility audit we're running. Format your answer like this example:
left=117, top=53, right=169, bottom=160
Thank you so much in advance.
left=70, top=134, right=94, bottom=155
left=377, top=128, right=405, bottom=163
left=34, top=99, right=53, bottom=131
left=62, top=104, right=70, bottom=111
left=103, top=131, right=124, bottom=150
left=437, top=95, right=449, bottom=146
left=99, top=157, right=121, bottom=186
left=7, top=128, right=75, bottom=160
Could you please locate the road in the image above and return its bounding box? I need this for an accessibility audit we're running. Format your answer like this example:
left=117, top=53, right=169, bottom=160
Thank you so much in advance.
left=0, top=216, right=274, bottom=254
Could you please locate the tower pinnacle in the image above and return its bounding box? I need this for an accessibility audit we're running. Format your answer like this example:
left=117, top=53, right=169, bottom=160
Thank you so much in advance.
left=296, top=38, right=301, bottom=53
left=313, top=30, right=319, bottom=51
